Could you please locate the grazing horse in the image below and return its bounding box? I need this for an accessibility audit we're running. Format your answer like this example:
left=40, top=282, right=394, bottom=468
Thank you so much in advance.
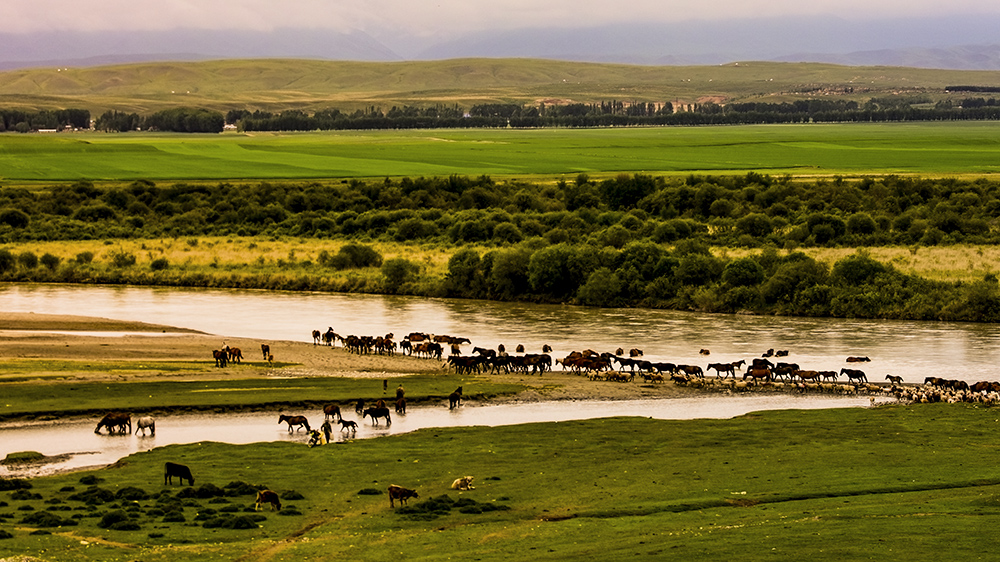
left=312, top=330, right=322, bottom=345
left=338, top=419, right=358, bottom=433
left=362, top=407, right=392, bottom=426
left=95, top=412, right=131, bottom=434
left=227, top=347, right=243, bottom=364
left=841, top=368, right=868, bottom=383
left=395, top=397, right=407, bottom=414
left=212, top=349, right=228, bottom=367
left=134, top=416, right=155, bottom=436
left=255, top=490, right=281, bottom=511
left=846, top=356, right=871, bottom=363
left=449, top=386, right=463, bottom=409
left=261, top=343, right=270, bottom=360
left=323, top=404, right=342, bottom=422
left=885, top=374, right=904, bottom=384
left=278, top=414, right=310, bottom=433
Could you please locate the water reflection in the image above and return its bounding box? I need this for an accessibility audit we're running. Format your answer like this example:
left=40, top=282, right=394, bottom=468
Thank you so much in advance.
left=2, top=284, right=999, bottom=382
left=0, top=394, right=881, bottom=478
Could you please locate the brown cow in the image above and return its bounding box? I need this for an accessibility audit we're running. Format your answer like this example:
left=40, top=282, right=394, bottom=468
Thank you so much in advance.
left=388, top=485, right=418, bottom=507
left=255, top=490, right=281, bottom=511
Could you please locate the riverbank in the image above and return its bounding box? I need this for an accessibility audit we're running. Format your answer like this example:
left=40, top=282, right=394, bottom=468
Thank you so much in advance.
left=0, top=312, right=707, bottom=418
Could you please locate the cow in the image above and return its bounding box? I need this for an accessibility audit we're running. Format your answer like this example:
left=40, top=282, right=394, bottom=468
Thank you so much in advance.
left=450, top=476, right=475, bottom=491
left=164, top=462, right=195, bottom=486
left=387, top=485, right=418, bottom=507
left=255, top=489, right=281, bottom=511
left=95, top=412, right=131, bottom=434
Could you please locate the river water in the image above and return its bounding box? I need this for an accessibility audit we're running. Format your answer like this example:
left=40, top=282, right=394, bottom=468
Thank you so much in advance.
left=2, top=283, right=998, bottom=383
left=0, top=395, right=883, bottom=478
left=0, top=283, right=992, bottom=477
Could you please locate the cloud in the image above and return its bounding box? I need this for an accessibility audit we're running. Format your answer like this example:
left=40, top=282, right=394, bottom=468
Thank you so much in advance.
left=8, top=0, right=1000, bottom=36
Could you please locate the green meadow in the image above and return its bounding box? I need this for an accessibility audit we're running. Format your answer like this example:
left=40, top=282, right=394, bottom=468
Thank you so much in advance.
left=3, top=121, right=1000, bottom=182
left=3, top=404, right=1000, bottom=561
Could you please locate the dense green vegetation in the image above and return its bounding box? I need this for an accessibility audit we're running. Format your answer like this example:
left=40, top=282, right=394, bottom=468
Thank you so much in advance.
left=3, top=172, right=1000, bottom=321
left=2, top=405, right=1000, bottom=561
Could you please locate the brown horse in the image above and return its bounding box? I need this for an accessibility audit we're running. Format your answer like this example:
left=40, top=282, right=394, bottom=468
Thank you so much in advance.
left=395, top=397, right=407, bottom=414
left=95, top=412, right=132, bottom=434
left=449, top=386, right=463, bottom=409
left=212, top=349, right=228, bottom=367
left=312, top=330, right=321, bottom=345
left=261, top=343, right=270, bottom=360
left=278, top=414, right=310, bottom=432
left=338, top=419, right=358, bottom=432
left=227, top=347, right=243, bottom=364
left=323, top=404, right=342, bottom=422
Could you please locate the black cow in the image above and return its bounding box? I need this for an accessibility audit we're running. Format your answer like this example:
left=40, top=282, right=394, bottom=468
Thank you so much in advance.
left=164, top=462, right=195, bottom=486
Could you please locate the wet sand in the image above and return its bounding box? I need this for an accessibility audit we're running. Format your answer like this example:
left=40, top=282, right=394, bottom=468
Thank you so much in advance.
left=0, top=312, right=704, bottom=405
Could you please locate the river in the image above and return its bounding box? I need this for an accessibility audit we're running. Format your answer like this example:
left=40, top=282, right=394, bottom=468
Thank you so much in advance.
left=2, top=283, right=998, bottom=383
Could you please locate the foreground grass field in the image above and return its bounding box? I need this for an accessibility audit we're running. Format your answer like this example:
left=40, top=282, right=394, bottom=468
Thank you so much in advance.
left=3, top=122, right=1000, bottom=182
left=2, top=404, right=999, bottom=561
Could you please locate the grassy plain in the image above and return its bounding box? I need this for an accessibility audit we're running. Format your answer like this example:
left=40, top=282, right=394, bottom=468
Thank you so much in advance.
left=3, top=405, right=1000, bottom=561
left=12, top=236, right=1000, bottom=284
left=2, top=122, right=1000, bottom=182
left=4, top=58, right=1000, bottom=114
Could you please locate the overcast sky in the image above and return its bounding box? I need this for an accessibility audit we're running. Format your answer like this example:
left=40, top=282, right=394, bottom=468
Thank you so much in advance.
left=10, top=0, right=1000, bottom=37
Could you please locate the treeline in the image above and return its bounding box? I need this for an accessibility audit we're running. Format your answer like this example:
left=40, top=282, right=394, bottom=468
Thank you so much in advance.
left=229, top=98, right=1000, bottom=131
left=3, top=173, right=1000, bottom=321
left=0, top=109, right=90, bottom=132
left=95, top=107, right=225, bottom=133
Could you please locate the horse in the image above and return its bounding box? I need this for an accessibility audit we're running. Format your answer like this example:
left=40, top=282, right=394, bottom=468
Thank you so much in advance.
left=515, top=344, right=525, bottom=353
left=212, top=349, right=228, bottom=367
left=355, top=399, right=366, bottom=414
left=542, top=344, right=552, bottom=353
left=312, top=330, right=322, bottom=345
left=227, top=347, right=243, bottom=364
left=95, top=412, right=131, bottom=434
left=278, top=414, right=310, bottom=433
left=395, top=397, right=407, bottom=414
left=449, top=386, right=463, bottom=409
left=261, top=343, right=270, bottom=360
left=629, top=348, right=643, bottom=357
left=255, top=490, right=281, bottom=511
left=841, top=368, right=868, bottom=383
left=885, top=374, right=904, bottom=384
left=699, top=349, right=711, bottom=355
left=363, top=407, right=392, bottom=426
left=707, top=362, right=736, bottom=378
left=847, top=356, right=871, bottom=362
left=743, top=368, right=771, bottom=383
left=323, top=328, right=336, bottom=346
left=134, top=416, right=155, bottom=436
left=323, top=404, right=342, bottom=422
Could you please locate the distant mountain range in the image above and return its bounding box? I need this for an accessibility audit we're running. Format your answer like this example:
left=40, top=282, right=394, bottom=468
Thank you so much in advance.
left=2, top=14, right=999, bottom=70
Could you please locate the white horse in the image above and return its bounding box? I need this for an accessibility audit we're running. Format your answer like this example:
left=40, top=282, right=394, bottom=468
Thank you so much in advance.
left=134, top=416, right=155, bottom=436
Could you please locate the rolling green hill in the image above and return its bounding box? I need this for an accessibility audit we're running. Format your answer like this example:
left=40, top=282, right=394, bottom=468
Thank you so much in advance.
left=2, top=58, right=1000, bottom=114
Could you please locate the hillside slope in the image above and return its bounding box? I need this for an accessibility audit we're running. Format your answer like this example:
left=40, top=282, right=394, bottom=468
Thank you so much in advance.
left=2, top=58, right=1000, bottom=114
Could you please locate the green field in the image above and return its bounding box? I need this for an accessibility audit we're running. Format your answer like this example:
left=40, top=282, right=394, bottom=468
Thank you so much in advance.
left=3, top=404, right=1000, bottom=561
left=3, top=121, right=1000, bottom=182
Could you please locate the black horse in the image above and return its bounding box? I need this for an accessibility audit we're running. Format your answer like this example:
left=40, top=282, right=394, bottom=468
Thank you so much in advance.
left=362, top=407, right=392, bottom=426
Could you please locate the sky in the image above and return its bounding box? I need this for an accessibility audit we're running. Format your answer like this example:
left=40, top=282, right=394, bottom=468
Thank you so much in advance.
left=9, top=0, right=1000, bottom=37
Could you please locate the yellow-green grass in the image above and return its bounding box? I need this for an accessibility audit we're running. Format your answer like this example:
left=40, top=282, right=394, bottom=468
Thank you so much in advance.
left=0, top=374, right=520, bottom=417
left=3, top=122, right=1000, bottom=182
left=10, top=237, right=1000, bottom=284
left=3, top=58, right=1000, bottom=114
left=3, top=404, right=1000, bottom=561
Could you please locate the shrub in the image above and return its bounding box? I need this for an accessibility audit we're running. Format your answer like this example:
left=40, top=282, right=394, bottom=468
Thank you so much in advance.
left=0, top=249, right=15, bottom=273
left=0, top=208, right=29, bottom=228
left=577, top=268, right=622, bottom=307
left=107, top=250, right=137, bottom=268
left=39, top=253, right=60, bottom=270
left=150, top=257, right=169, bottom=271
left=381, top=258, right=420, bottom=292
left=75, top=251, right=94, bottom=264
left=17, top=251, right=38, bottom=269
